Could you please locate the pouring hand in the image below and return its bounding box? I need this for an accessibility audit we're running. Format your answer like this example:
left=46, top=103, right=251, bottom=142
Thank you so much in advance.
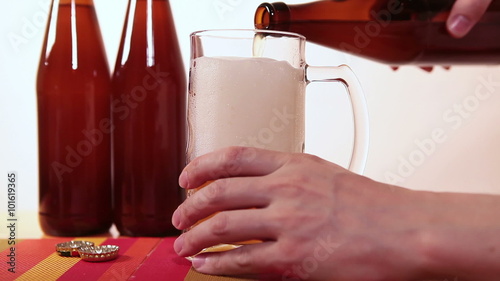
left=172, top=146, right=500, bottom=281
left=447, top=0, right=493, bottom=38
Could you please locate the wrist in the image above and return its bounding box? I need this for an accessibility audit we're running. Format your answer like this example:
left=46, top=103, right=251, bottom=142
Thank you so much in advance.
left=416, top=192, right=500, bottom=280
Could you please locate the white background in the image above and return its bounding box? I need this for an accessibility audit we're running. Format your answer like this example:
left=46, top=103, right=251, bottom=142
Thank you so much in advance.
left=1, top=0, right=500, bottom=238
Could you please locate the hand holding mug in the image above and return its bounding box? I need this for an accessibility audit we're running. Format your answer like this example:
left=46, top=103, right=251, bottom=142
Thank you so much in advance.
left=173, top=147, right=500, bottom=281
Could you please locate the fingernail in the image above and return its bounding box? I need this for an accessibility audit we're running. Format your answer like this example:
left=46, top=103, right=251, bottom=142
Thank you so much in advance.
left=179, top=170, right=189, bottom=189
left=174, top=235, right=184, bottom=255
left=172, top=208, right=181, bottom=229
left=448, top=14, right=472, bottom=38
left=192, top=255, right=206, bottom=269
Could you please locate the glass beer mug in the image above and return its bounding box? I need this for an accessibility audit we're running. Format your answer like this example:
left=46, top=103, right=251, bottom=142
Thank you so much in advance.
left=186, top=29, right=369, bottom=253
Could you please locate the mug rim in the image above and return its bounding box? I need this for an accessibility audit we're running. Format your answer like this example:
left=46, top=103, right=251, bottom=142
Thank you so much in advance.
left=190, top=29, right=306, bottom=41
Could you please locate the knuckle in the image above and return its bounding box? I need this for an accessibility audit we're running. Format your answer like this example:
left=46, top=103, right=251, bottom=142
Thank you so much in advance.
left=182, top=204, right=200, bottom=226
left=220, top=146, right=247, bottom=175
left=301, top=153, right=324, bottom=164
left=210, top=253, right=224, bottom=271
left=210, top=212, right=230, bottom=237
left=204, top=179, right=226, bottom=202
left=189, top=156, right=202, bottom=170
left=191, top=191, right=209, bottom=210
left=234, top=246, right=253, bottom=268
left=182, top=233, right=193, bottom=251
left=287, top=152, right=321, bottom=166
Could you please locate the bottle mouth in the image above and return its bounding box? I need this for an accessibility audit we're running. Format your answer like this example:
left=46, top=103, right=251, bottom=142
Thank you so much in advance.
left=254, top=2, right=290, bottom=31
left=254, top=3, right=273, bottom=29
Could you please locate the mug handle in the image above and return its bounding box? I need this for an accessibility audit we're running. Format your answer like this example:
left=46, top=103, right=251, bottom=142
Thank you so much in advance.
left=306, top=64, right=370, bottom=174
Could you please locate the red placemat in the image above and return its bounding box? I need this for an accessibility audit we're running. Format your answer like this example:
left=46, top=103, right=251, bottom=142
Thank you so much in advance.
left=0, top=237, right=191, bottom=281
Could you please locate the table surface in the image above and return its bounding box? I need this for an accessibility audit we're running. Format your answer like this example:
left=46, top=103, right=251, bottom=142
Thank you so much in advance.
left=0, top=237, right=256, bottom=281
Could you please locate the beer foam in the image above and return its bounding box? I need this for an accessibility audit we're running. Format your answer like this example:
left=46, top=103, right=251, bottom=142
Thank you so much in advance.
left=188, top=56, right=305, bottom=160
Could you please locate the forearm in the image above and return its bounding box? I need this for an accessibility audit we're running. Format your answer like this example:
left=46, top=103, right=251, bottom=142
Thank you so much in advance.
left=418, top=191, right=500, bottom=280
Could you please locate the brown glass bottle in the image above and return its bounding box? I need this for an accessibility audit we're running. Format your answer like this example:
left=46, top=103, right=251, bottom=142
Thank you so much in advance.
left=255, top=0, right=500, bottom=65
left=112, top=0, right=186, bottom=236
left=37, top=0, right=112, bottom=236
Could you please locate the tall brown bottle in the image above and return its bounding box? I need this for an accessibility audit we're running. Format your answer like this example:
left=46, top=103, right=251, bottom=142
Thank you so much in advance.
left=37, top=0, right=112, bottom=236
left=255, top=0, right=500, bottom=65
left=112, top=0, right=186, bottom=236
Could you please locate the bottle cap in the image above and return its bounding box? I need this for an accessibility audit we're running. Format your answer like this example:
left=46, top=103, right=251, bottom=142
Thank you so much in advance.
left=78, top=245, right=120, bottom=262
left=56, top=241, right=95, bottom=257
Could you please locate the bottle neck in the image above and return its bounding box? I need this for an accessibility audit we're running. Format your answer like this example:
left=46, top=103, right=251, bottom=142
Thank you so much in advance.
left=255, top=2, right=290, bottom=30
left=128, top=0, right=170, bottom=6
left=41, top=0, right=106, bottom=70
left=56, top=0, right=95, bottom=5
left=116, top=0, right=178, bottom=68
